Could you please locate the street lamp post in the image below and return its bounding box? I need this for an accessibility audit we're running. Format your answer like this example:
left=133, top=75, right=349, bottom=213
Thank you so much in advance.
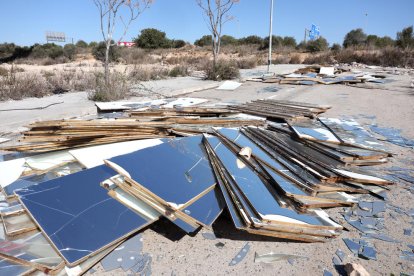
left=267, top=0, right=274, bottom=73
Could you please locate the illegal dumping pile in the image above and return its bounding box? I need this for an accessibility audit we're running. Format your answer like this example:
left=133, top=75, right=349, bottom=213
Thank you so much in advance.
left=0, top=99, right=395, bottom=275
left=246, top=65, right=388, bottom=86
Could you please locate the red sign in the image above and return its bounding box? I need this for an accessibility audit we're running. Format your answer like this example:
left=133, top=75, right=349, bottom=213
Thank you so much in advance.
left=117, top=42, right=136, bottom=47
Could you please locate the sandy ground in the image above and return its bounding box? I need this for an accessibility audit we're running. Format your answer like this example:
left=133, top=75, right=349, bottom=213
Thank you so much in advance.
left=1, top=64, right=414, bottom=275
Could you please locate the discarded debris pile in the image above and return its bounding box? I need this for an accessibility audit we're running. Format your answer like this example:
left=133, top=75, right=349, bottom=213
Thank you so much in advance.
left=0, top=116, right=264, bottom=153
left=229, top=99, right=331, bottom=120
left=0, top=99, right=399, bottom=275
left=247, top=65, right=387, bottom=86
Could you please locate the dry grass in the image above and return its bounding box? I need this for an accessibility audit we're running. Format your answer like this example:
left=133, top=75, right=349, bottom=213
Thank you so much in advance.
left=43, top=69, right=96, bottom=93
left=88, top=71, right=129, bottom=102
left=303, top=52, right=334, bottom=65
left=118, top=47, right=157, bottom=64
left=0, top=65, right=97, bottom=101
left=0, top=71, right=49, bottom=100
left=128, top=65, right=170, bottom=81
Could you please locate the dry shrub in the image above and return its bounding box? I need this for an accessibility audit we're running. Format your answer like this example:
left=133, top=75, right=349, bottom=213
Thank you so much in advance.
left=203, top=60, right=240, bottom=81
left=303, top=52, right=334, bottom=65
left=0, top=71, right=49, bottom=100
left=168, top=65, right=189, bottom=77
left=128, top=65, right=169, bottom=81
left=272, top=55, right=291, bottom=64
left=333, top=47, right=414, bottom=67
left=378, top=48, right=414, bottom=67
left=334, top=48, right=359, bottom=64
left=289, top=53, right=302, bottom=64
left=88, top=71, right=129, bottom=102
left=165, top=55, right=205, bottom=67
left=44, top=69, right=96, bottom=93
left=119, top=48, right=156, bottom=64
left=0, top=66, right=8, bottom=76
left=236, top=57, right=257, bottom=69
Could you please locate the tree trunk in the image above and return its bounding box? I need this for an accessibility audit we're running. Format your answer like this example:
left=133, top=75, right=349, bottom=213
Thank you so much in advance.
left=104, top=41, right=110, bottom=86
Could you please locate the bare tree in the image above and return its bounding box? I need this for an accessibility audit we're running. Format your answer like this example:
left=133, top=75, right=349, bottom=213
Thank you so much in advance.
left=93, top=0, right=152, bottom=85
left=196, top=0, right=239, bottom=67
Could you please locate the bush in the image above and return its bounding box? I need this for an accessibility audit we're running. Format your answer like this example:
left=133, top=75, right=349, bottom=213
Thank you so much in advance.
left=0, top=43, right=16, bottom=59
left=89, top=71, right=129, bottom=102
left=30, top=43, right=64, bottom=59
left=238, top=35, right=263, bottom=45
left=236, top=57, right=257, bottom=69
left=204, top=60, right=240, bottom=81
left=194, top=35, right=212, bottom=47
left=331, top=43, right=342, bottom=52
left=282, top=36, right=297, bottom=48
left=396, top=26, right=414, bottom=49
left=171, top=40, right=186, bottom=48
left=343, top=28, right=367, bottom=48
left=366, top=35, right=395, bottom=48
left=306, top=37, right=329, bottom=52
left=0, top=66, right=8, bottom=76
left=261, top=35, right=283, bottom=49
left=76, top=40, right=88, bottom=48
left=303, top=52, right=334, bottom=64
left=289, top=53, right=302, bottom=64
left=89, top=41, right=98, bottom=48
left=221, top=35, right=238, bottom=46
left=272, top=55, right=290, bottom=64
left=168, top=65, right=189, bottom=77
left=63, top=44, right=77, bottom=60
left=134, top=28, right=171, bottom=49
left=93, top=42, right=120, bottom=62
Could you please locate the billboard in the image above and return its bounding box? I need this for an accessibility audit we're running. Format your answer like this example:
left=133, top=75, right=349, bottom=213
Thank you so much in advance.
left=309, top=24, right=320, bottom=40
left=45, top=32, right=66, bottom=43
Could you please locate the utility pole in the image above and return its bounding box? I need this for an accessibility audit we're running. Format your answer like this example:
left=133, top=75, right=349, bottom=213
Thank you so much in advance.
left=267, top=0, right=274, bottom=73
left=304, top=28, right=308, bottom=44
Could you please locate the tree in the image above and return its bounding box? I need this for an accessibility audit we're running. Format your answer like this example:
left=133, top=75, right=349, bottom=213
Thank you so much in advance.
left=30, top=43, right=63, bottom=59
left=134, top=28, right=170, bottom=49
left=396, top=26, right=414, bottom=49
left=93, top=41, right=120, bottom=62
left=171, top=39, right=186, bottom=48
left=343, top=28, right=367, bottom=48
left=367, top=35, right=394, bottom=48
left=0, top=43, right=16, bottom=59
left=330, top=43, right=341, bottom=52
left=306, top=37, right=329, bottom=52
left=196, top=0, right=239, bottom=66
left=376, top=36, right=394, bottom=48
left=282, top=36, right=297, bottom=48
left=63, top=44, right=77, bottom=60
left=238, top=35, right=262, bottom=45
left=261, top=35, right=283, bottom=50
left=89, top=41, right=98, bottom=48
left=93, top=0, right=152, bottom=87
left=194, top=35, right=212, bottom=47
left=76, top=40, right=88, bottom=48
left=220, top=35, right=238, bottom=46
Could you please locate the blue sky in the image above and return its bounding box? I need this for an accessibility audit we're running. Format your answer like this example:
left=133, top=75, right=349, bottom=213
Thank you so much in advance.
left=0, top=0, right=413, bottom=46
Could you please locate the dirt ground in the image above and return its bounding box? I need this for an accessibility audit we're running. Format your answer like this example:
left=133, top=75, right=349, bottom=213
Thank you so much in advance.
left=1, top=64, right=414, bottom=275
